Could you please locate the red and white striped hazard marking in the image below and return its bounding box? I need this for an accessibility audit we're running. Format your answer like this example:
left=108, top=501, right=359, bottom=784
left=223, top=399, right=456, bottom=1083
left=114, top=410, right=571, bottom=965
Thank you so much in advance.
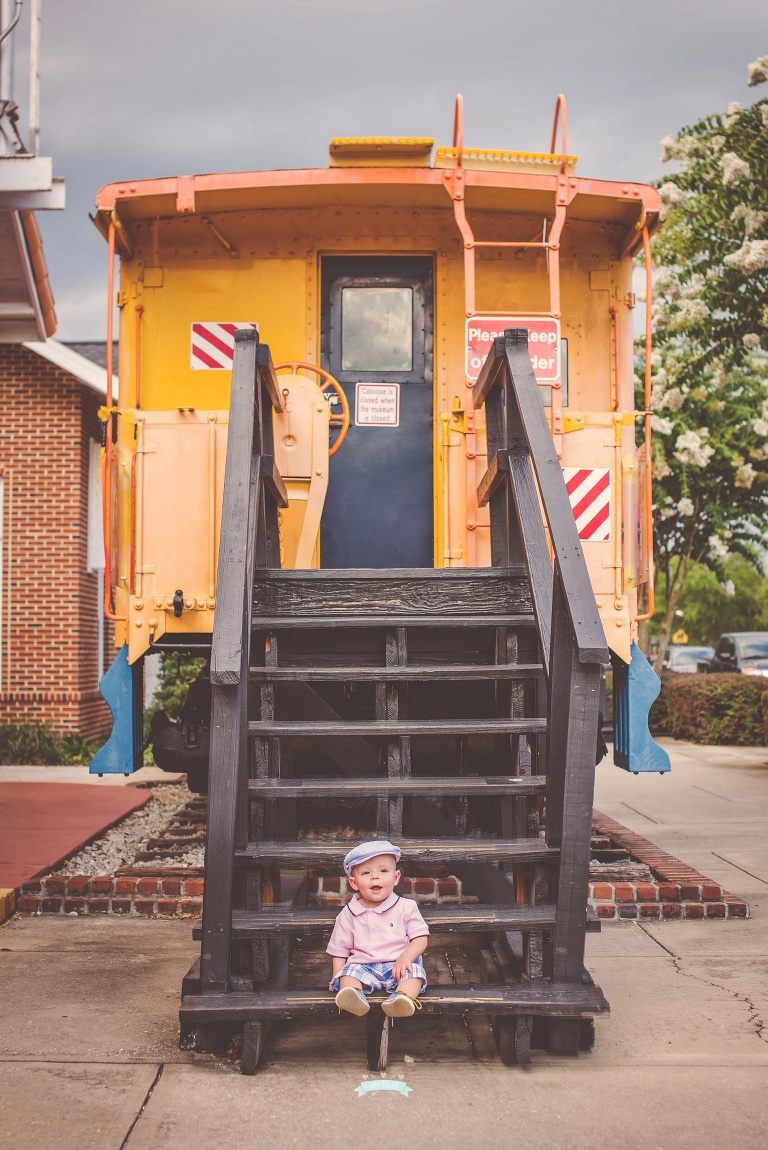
left=190, top=322, right=259, bottom=370
left=563, top=468, right=612, bottom=541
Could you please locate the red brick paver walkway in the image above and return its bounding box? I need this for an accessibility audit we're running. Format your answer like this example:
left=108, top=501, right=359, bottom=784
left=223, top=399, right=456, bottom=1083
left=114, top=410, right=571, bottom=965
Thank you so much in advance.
left=0, top=783, right=149, bottom=890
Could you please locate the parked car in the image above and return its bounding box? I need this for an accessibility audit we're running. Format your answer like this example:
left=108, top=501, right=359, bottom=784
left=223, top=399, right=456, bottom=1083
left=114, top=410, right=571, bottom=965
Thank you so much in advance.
left=660, top=645, right=715, bottom=674
left=696, top=632, right=768, bottom=675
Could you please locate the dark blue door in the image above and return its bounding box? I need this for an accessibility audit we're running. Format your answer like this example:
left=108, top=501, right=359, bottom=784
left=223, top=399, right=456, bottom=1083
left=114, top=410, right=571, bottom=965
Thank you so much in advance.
left=320, top=257, right=434, bottom=569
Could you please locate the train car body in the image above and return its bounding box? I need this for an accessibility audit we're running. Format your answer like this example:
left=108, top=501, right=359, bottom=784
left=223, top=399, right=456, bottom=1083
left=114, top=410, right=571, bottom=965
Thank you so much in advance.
left=90, top=97, right=668, bottom=778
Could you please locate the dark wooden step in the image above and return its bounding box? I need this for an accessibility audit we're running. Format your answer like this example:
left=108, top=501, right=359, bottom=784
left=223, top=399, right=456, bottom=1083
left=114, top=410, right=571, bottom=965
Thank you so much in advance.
left=252, top=615, right=536, bottom=631
left=235, top=838, right=557, bottom=867
left=252, top=567, right=532, bottom=619
left=203, top=903, right=558, bottom=939
left=181, top=981, right=609, bottom=1022
left=248, top=775, right=547, bottom=799
left=248, top=718, right=547, bottom=737
left=191, top=905, right=601, bottom=939
left=249, top=663, right=545, bottom=682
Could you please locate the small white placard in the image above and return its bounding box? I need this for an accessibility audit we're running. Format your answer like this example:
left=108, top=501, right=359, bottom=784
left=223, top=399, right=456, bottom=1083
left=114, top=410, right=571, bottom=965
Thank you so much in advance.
left=355, top=383, right=400, bottom=427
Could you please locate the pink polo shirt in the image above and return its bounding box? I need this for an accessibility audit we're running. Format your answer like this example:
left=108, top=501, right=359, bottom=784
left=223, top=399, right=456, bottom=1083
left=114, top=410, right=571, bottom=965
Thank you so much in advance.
left=326, top=892, right=429, bottom=964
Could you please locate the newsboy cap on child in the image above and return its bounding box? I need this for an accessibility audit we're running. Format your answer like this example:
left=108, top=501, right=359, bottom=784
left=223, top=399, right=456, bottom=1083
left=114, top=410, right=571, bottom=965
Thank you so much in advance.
left=343, top=839, right=401, bottom=877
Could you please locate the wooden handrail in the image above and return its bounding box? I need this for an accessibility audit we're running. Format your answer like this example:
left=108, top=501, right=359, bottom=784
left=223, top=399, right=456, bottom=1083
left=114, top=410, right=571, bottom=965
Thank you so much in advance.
left=201, top=328, right=287, bottom=994
left=474, top=329, right=608, bottom=666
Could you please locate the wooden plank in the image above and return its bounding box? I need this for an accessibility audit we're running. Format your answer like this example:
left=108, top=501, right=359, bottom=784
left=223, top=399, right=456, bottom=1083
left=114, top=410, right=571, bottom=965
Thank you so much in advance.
left=477, top=449, right=510, bottom=508
left=180, top=980, right=609, bottom=1023
left=247, top=718, right=548, bottom=737
left=210, top=329, right=259, bottom=687
left=249, top=663, right=545, bottom=682
left=252, top=614, right=536, bottom=630
left=552, top=647, right=602, bottom=984
left=257, top=342, right=283, bottom=413
left=225, top=903, right=560, bottom=936
left=507, top=447, right=553, bottom=679
left=472, top=335, right=506, bottom=410
left=262, top=454, right=289, bottom=509
left=235, top=838, right=557, bottom=867
left=252, top=571, right=532, bottom=617
left=199, top=680, right=245, bottom=992
left=247, top=775, right=548, bottom=798
left=502, top=330, right=608, bottom=664
left=545, top=577, right=572, bottom=853
left=241, top=937, right=289, bottom=1074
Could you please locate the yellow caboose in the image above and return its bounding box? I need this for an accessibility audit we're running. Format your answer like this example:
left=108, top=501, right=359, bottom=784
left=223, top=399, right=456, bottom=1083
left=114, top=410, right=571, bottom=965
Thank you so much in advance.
left=88, top=94, right=672, bottom=1069
left=91, top=95, right=666, bottom=782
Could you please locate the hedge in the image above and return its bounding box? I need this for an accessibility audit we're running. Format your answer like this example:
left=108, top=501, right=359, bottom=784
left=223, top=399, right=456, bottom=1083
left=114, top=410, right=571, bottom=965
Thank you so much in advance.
left=650, top=673, right=768, bottom=745
left=0, top=723, right=104, bottom=765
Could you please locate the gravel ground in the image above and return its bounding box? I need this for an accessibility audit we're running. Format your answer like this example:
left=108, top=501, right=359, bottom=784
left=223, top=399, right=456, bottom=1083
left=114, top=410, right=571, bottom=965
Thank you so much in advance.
left=53, top=783, right=197, bottom=875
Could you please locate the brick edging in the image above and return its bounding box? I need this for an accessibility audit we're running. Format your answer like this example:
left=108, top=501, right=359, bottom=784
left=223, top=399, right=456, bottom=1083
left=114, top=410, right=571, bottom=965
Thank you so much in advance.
left=15, top=816, right=750, bottom=921
left=16, top=875, right=203, bottom=917
left=589, top=810, right=749, bottom=920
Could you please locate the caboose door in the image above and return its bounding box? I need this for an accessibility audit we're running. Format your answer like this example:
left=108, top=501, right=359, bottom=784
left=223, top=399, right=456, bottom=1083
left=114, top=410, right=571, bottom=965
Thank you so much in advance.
left=320, top=256, right=433, bottom=568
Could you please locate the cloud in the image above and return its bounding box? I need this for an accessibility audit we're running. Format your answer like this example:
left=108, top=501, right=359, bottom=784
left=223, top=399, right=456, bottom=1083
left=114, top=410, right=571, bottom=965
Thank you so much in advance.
left=23, top=0, right=768, bottom=338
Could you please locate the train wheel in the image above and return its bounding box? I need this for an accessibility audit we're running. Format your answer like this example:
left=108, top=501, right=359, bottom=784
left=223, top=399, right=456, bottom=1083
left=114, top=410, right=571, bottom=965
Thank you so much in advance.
left=493, top=1016, right=532, bottom=1066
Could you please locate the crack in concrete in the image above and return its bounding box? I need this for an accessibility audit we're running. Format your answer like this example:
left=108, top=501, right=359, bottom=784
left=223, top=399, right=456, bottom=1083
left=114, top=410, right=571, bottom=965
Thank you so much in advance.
left=670, top=956, right=768, bottom=1046
left=119, top=1062, right=164, bottom=1149
left=636, top=923, right=768, bottom=1046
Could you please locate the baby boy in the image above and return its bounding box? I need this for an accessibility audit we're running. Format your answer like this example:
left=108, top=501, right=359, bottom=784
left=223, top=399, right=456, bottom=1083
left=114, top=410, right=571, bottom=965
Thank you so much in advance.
left=327, top=839, right=429, bottom=1018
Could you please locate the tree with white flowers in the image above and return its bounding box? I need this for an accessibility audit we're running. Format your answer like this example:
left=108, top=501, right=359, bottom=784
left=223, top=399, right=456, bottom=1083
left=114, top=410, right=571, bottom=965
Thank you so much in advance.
left=643, top=57, right=768, bottom=651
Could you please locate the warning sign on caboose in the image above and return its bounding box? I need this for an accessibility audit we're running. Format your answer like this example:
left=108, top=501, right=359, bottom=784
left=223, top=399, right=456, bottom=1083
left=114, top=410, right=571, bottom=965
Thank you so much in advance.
left=465, top=317, right=560, bottom=383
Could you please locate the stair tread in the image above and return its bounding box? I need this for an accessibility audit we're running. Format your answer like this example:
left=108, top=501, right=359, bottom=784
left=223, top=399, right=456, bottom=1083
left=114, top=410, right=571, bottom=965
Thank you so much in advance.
left=181, top=981, right=609, bottom=1019
left=236, top=838, right=556, bottom=865
left=248, top=718, right=547, bottom=736
left=251, top=615, right=536, bottom=629
left=249, top=663, right=544, bottom=681
left=191, top=904, right=601, bottom=939
left=234, top=903, right=556, bottom=933
left=248, top=775, right=547, bottom=798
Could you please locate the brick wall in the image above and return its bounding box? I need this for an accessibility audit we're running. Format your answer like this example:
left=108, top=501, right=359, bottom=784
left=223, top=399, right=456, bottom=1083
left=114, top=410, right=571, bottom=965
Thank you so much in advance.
left=0, top=345, right=114, bottom=737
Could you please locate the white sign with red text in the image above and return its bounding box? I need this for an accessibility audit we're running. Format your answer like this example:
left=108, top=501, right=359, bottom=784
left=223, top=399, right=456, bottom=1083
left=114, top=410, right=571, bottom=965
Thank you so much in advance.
left=355, top=383, right=400, bottom=427
left=465, top=317, right=561, bottom=383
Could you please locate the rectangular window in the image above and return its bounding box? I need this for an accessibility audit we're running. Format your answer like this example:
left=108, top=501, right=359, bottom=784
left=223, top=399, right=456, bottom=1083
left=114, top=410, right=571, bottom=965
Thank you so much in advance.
left=341, top=286, right=413, bottom=372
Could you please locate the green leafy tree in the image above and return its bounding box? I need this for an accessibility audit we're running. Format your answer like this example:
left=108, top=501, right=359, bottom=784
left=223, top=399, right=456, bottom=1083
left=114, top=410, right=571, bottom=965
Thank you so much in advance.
left=656, top=554, right=768, bottom=648
left=641, top=58, right=768, bottom=650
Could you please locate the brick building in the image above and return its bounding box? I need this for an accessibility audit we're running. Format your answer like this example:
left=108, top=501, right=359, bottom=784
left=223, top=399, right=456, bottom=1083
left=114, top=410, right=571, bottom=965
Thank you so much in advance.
left=0, top=338, right=113, bottom=737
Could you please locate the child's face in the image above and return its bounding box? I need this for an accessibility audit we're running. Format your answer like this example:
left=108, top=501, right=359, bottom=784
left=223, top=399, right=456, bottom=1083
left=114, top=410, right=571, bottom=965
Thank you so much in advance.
left=348, top=853, right=400, bottom=905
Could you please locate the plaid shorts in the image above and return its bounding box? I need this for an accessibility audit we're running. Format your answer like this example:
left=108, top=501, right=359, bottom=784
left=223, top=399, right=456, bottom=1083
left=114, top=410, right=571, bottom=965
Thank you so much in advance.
left=330, top=958, right=428, bottom=995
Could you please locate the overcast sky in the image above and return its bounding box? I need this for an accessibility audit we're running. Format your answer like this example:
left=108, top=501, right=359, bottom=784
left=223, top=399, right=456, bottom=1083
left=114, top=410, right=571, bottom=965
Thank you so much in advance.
left=11, top=0, right=768, bottom=338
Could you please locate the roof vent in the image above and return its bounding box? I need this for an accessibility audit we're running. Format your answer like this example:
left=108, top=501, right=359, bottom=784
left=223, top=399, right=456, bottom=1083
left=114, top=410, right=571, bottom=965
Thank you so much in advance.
left=329, top=138, right=434, bottom=168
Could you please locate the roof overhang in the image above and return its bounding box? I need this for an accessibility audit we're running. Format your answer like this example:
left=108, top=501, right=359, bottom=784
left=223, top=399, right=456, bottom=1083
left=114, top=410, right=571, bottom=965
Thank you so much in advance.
left=23, top=338, right=107, bottom=396
left=93, top=166, right=661, bottom=256
left=0, top=210, right=56, bottom=342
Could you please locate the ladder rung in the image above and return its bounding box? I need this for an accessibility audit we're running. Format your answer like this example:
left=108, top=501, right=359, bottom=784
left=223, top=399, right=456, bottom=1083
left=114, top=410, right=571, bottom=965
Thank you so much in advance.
left=248, top=775, right=547, bottom=799
left=181, top=981, right=609, bottom=1021
left=249, top=663, right=545, bottom=682
left=235, top=838, right=556, bottom=867
left=248, top=718, right=547, bottom=737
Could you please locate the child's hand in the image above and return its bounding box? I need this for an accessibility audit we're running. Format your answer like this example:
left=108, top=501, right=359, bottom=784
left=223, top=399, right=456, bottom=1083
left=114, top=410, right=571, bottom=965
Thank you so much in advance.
left=392, top=954, right=413, bottom=982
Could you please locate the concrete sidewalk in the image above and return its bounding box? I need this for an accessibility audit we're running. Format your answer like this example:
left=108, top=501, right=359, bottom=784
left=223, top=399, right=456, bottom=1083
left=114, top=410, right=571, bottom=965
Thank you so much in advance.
left=1, top=739, right=767, bottom=1150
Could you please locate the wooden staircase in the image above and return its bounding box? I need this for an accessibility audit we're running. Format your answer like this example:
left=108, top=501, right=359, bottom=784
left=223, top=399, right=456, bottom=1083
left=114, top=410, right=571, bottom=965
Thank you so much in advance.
left=180, top=327, right=610, bottom=1072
